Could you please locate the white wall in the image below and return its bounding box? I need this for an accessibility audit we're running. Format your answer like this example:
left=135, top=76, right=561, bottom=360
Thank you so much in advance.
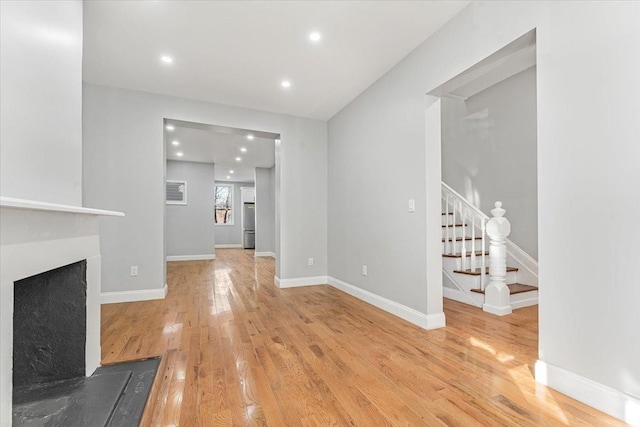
left=442, top=66, right=538, bottom=259
left=328, top=1, right=640, bottom=421
left=165, top=160, right=215, bottom=257
left=214, top=181, right=253, bottom=246
left=255, top=167, right=275, bottom=254
left=0, top=0, right=83, bottom=205
left=83, top=83, right=327, bottom=294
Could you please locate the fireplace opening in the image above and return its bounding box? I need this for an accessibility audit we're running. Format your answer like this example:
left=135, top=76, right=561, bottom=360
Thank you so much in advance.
left=13, top=260, right=87, bottom=390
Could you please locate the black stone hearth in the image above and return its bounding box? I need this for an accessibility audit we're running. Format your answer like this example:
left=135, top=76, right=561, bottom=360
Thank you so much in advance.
left=13, top=357, right=161, bottom=427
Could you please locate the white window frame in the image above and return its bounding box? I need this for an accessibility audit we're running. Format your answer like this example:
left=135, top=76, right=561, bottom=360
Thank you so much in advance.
left=166, top=180, right=187, bottom=205
left=215, top=183, right=234, bottom=226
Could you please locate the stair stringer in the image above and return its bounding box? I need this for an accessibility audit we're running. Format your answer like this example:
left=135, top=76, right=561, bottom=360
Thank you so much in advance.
left=442, top=269, right=484, bottom=308
left=505, top=241, right=538, bottom=286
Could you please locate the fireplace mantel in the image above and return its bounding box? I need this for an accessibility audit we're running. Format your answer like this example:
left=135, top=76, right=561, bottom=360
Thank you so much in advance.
left=0, top=197, right=123, bottom=424
left=0, top=196, right=124, bottom=217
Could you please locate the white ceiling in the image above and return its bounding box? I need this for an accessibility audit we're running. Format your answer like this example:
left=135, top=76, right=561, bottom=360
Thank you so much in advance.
left=83, top=1, right=470, bottom=120
left=165, top=120, right=276, bottom=183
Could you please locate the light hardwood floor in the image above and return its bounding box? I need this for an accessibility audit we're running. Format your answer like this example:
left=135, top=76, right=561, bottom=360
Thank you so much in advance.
left=101, top=249, right=624, bottom=426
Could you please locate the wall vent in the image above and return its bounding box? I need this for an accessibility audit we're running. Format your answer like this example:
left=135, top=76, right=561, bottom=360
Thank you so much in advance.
left=166, top=180, right=187, bottom=205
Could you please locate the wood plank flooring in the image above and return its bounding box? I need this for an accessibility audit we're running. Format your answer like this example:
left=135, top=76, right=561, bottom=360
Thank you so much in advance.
left=101, top=249, right=624, bottom=426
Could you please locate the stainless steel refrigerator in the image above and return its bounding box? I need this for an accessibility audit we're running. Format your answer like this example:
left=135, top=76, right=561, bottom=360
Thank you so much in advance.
left=243, top=203, right=255, bottom=249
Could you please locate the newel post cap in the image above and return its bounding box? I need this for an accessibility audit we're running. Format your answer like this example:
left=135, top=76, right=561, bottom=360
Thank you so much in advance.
left=491, top=201, right=505, bottom=218
left=486, top=201, right=511, bottom=237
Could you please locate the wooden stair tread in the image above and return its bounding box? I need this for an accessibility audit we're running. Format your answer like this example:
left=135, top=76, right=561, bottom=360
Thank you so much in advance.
left=442, top=223, right=466, bottom=228
left=443, top=251, right=488, bottom=258
left=470, top=283, right=538, bottom=295
left=442, top=212, right=453, bottom=215
left=453, top=266, right=518, bottom=276
left=442, top=236, right=482, bottom=242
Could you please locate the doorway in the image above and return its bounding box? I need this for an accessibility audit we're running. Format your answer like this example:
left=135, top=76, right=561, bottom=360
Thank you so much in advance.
left=425, top=29, right=539, bottom=315
left=162, top=119, right=280, bottom=269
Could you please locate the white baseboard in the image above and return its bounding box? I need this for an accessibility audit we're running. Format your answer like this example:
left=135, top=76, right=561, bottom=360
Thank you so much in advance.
left=482, top=303, right=512, bottom=316
left=510, top=294, right=538, bottom=310
left=101, top=283, right=168, bottom=304
left=443, top=285, right=483, bottom=308
left=276, top=275, right=328, bottom=288
left=255, top=251, right=276, bottom=258
left=535, top=360, right=640, bottom=425
left=166, top=254, right=215, bottom=261
left=328, top=276, right=445, bottom=330
left=215, top=244, right=242, bottom=249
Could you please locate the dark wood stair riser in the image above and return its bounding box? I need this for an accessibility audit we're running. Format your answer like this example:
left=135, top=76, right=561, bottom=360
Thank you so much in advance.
left=442, top=251, right=488, bottom=258
left=453, top=267, right=518, bottom=276
left=470, top=283, right=537, bottom=295
left=442, top=237, right=482, bottom=242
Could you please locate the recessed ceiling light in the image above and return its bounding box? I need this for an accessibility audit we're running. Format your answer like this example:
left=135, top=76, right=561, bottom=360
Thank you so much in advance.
left=247, top=134, right=254, bottom=140
left=171, top=140, right=179, bottom=146
left=281, top=80, right=291, bottom=88
left=229, top=170, right=234, bottom=174
left=240, top=147, right=247, bottom=152
left=235, top=157, right=241, bottom=162
left=176, top=152, right=183, bottom=157
left=226, top=176, right=231, bottom=179
left=309, top=32, right=321, bottom=42
left=161, top=55, right=173, bottom=64
left=165, top=124, right=175, bottom=131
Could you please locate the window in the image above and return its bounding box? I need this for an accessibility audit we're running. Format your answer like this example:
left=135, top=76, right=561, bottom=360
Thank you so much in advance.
left=215, top=184, right=233, bottom=224
left=166, top=180, right=187, bottom=205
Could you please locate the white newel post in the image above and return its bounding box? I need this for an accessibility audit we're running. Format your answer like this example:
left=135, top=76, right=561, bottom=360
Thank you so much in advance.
left=482, top=201, right=513, bottom=316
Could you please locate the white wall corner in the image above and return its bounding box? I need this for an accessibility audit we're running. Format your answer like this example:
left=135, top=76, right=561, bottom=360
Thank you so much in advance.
left=100, top=284, right=168, bottom=304
left=255, top=252, right=276, bottom=258
left=277, top=276, right=328, bottom=289
left=327, top=277, right=446, bottom=330
left=165, top=254, right=215, bottom=262
left=535, top=360, right=640, bottom=426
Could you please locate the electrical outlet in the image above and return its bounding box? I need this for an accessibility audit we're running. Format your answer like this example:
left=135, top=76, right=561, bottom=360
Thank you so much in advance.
left=362, top=265, right=367, bottom=276
left=308, top=258, right=314, bottom=266
left=130, top=265, right=138, bottom=277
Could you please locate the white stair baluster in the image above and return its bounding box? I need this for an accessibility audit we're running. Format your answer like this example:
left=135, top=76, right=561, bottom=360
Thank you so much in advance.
left=471, top=216, right=476, bottom=272
left=481, top=219, right=486, bottom=290
left=460, top=207, right=467, bottom=270
left=452, top=200, right=457, bottom=255
left=445, top=195, right=451, bottom=254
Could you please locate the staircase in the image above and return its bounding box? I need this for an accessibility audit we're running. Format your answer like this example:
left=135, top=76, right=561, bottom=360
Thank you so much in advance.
left=441, top=183, right=538, bottom=314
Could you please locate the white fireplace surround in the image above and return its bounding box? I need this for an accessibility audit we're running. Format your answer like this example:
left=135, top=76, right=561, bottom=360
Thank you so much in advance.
left=0, top=197, right=123, bottom=424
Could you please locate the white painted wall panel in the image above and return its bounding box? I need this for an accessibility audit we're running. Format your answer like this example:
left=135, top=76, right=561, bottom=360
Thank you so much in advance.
left=256, top=167, right=275, bottom=253
left=0, top=1, right=83, bottom=205
left=165, top=161, right=215, bottom=257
